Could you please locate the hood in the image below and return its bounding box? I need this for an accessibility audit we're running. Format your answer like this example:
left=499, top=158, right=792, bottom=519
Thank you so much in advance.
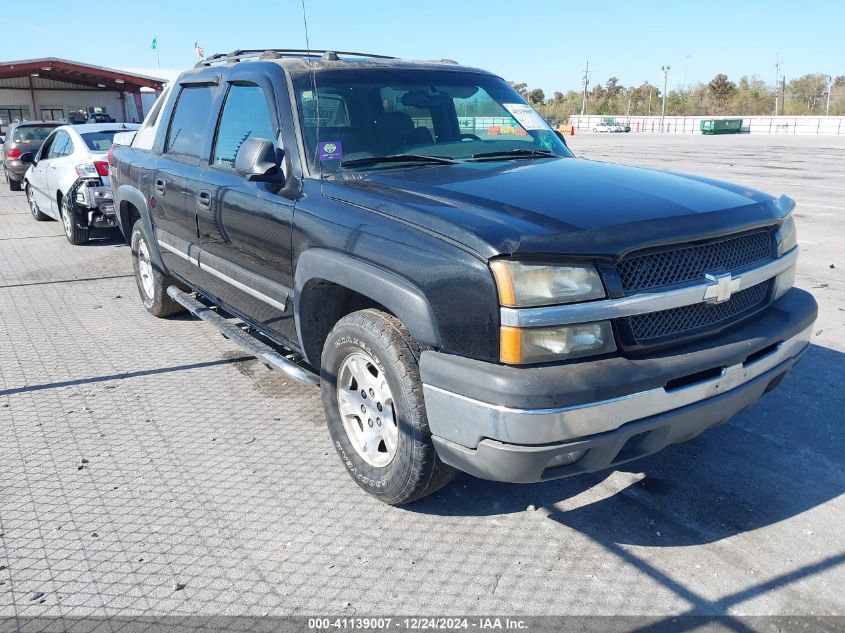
left=322, top=157, right=792, bottom=260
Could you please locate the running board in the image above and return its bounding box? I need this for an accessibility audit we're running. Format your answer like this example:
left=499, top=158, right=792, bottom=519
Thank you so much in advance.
left=167, top=286, right=320, bottom=386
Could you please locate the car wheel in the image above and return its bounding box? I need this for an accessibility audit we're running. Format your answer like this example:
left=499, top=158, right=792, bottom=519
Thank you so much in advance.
left=61, top=195, right=89, bottom=245
left=9, top=178, right=22, bottom=192
left=26, top=184, right=49, bottom=221
left=321, top=309, right=456, bottom=505
left=130, top=220, right=185, bottom=317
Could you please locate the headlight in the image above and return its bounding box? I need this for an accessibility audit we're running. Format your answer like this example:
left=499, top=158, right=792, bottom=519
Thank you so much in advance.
left=500, top=322, right=616, bottom=364
left=774, top=214, right=798, bottom=299
left=778, top=215, right=797, bottom=255
left=490, top=260, right=605, bottom=307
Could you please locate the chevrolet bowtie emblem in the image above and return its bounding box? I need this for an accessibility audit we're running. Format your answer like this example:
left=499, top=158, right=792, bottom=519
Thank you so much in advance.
left=703, top=272, right=741, bottom=303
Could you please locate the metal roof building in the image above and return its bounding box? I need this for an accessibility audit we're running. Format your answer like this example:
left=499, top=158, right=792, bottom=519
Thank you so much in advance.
left=0, top=58, right=165, bottom=128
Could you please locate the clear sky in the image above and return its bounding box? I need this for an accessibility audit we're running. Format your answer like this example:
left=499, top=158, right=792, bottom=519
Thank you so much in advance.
left=7, top=0, right=844, bottom=93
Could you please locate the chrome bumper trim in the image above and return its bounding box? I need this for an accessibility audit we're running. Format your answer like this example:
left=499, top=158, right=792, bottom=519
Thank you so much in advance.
left=423, top=323, right=811, bottom=447
left=500, top=247, right=798, bottom=328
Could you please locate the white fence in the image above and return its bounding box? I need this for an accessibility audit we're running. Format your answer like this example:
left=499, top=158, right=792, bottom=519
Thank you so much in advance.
left=569, top=115, right=845, bottom=135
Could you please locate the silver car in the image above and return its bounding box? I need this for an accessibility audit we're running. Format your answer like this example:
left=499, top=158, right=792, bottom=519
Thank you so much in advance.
left=2, top=121, right=62, bottom=190
left=22, top=123, right=139, bottom=244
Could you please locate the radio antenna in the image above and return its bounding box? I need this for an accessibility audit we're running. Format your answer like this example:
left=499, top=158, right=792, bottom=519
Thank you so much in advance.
left=300, top=0, right=321, bottom=176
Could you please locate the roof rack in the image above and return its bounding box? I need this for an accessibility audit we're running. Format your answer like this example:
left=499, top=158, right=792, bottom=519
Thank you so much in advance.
left=195, top=48, right=396, bottom=68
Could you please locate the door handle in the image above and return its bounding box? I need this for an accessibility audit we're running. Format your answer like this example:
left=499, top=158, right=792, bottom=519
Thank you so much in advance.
left=154, top=178, right=166, bottom=195
left=197, top=190, right=212, bottom=211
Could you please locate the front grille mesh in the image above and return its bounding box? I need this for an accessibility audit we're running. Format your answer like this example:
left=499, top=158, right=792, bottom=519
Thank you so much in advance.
left=628, top=281, right=771, bottom=342
left=616, top=231, right=774, bottom=294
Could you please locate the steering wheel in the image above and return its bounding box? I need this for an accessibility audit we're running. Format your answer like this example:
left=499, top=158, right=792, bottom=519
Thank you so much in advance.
left=459, top=133, right=481, bottom=141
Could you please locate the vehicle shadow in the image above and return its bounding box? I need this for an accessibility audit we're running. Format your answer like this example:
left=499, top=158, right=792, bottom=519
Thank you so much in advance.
left=411, top=343, right=845, bottom=548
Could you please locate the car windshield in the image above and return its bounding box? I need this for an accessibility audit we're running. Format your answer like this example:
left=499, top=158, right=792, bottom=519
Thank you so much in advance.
left=293, top=69, right=572, bottom=173
left=12, top=126, right=58, bottom=143
left=80, top=130, right=122, bottom=151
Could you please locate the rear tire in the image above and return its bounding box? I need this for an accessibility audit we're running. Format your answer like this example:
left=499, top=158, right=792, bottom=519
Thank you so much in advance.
left=26, top=184, right=49, bottom=221
left=130, top=220, right=185, bottom=317
left=61, top=195, right=89, bottom=245
left=321, top=309, right=456, bottom=505
left=9, top=178, right=22, bottom=192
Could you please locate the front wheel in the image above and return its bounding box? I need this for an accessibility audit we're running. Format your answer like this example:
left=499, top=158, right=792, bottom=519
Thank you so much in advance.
left=61, top=196, right=89, bottom=245
left=321, top=309, right=455, bottom=505
left=26, top=184, right=49, bottom=221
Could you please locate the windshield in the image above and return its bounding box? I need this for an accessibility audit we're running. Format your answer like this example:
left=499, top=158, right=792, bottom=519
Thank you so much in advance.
left=12, top=125, right=58, bottom=143
left=80, top=130, right=122, bottom=151
left=293, top=69, right=572, bottom=173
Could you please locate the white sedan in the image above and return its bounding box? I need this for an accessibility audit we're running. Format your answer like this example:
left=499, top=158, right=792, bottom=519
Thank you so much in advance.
left=22, top=123, right=139, bottom=245
left=592, top=122, right=625, bottom=133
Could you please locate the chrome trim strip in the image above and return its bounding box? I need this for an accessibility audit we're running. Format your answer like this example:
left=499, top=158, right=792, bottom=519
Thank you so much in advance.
left=158, top=239, right=199, bottom=267
left=501, top=247, right=799, bottom=328
left=198, top=261, right=288, bottom=312
left=156, top=235, right=287, bottom=312
left=423, top=324, right=812, bottom=446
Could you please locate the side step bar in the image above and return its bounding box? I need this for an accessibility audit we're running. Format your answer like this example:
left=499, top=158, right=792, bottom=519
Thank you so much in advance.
left=167, top=286, right=320, bottom=386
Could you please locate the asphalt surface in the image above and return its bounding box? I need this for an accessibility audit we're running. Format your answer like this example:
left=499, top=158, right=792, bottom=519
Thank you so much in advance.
left=0, top=134, right=843, bottom=621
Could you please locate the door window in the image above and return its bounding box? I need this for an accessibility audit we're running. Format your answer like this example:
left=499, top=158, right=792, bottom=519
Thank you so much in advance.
left=165, top=85, right=214, bottom=159
left=48, top=131, right=71, bottom=158
left=212, top=84, right=276, bottom=168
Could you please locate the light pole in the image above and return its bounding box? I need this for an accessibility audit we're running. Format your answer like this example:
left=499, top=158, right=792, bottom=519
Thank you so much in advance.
left=645, top=81, right=652, bottom=116
left=683, top=54, right=690, bottom=91
left=826, top=75, right=833, bottom=116
left=660, top=65, right=671, bottom=131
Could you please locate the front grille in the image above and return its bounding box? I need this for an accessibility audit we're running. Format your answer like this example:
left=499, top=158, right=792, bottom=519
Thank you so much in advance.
left=628, top=280, right=771, bottom=342
left=616, top=230, right=774, bottom=294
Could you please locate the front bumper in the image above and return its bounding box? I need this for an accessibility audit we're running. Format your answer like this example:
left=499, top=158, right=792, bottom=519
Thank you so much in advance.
left=420, top=288, right=817, bottom=483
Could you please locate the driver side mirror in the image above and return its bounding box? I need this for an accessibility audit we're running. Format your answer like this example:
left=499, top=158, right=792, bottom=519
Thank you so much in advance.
left=554, top=130, right=569, bottom=147
left=19, top=151, right=35, bottom=164
left=235, top=137, right=284, bottom=184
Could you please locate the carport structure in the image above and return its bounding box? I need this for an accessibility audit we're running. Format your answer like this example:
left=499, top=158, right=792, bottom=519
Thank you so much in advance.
left=0, top=58, right=165, bottom=125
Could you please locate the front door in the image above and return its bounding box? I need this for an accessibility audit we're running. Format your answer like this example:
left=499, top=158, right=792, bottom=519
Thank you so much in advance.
left=194, top=77, right=298, bottom=345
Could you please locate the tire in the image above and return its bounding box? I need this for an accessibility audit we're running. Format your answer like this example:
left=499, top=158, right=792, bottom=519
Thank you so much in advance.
left=61, top=195, right=89, bottom=245
left=130, top=220, right=185, bottom=317
left=25, top=184, right=49, bottom=221
left=321, top=309, right=456, bottom=505
left=9, top=178, right=22, bottom=192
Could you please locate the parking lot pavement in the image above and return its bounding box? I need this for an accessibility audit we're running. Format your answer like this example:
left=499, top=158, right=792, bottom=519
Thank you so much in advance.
left=1, top=135, right=843, bottom=620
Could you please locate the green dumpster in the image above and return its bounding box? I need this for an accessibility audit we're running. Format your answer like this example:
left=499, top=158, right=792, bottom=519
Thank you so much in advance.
left=700, top=118, right=743, bottom=134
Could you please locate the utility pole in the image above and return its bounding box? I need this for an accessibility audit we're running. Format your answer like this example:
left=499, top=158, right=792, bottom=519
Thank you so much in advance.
left=660, top=65, right=671, bottom=131
left=774, top=54, right=781, bottom=116
left=646, top=81, right=652, bottom=116
left=683, top=54, right=690, bottom=91
left=580, top=61, right=590, bottom=116
left=826, top=75, right=833, bottom=116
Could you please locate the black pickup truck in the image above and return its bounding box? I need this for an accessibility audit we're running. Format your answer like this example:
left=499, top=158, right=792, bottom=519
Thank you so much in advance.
left=111, top=49, right=817, bottom=504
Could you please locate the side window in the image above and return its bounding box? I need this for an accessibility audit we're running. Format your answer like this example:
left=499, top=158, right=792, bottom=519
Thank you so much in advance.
left=164, top=85, right=214, bottom=159
left=47, top=131, right=69, bottom=158
left=212, top=84, right=276, bottom=168
left=38, top=132, right=57, bottom=160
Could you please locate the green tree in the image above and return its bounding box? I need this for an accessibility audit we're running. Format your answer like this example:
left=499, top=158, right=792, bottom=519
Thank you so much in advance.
left=528, top=88, right=546, bottom=105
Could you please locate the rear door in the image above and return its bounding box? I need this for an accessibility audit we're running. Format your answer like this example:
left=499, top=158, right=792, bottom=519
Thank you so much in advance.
left=193, top=71, right=299, bottom=344
left=46, top=131, right=76, bottom=212
left=152, top=82, right=217, bottom=283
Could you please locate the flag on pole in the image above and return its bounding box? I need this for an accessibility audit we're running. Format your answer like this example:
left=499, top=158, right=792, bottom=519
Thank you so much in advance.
left=194, top=41, right=205, bottom=59
left=151, top=37, right=157, bottom=50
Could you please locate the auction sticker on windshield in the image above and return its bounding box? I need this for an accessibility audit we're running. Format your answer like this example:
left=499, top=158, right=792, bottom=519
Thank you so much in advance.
left=503, top=103, right=550, bottom=131
left=318, top=141, right=343, bottom=161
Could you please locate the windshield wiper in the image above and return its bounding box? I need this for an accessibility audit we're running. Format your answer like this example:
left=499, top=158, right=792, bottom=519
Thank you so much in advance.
left=340, top=154, right=459, bottom=168
left=469, top=149, right=556, bottom=161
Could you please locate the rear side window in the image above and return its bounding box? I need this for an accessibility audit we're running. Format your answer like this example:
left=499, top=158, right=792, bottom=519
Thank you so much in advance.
left=212, top=84, right=276, bottom=168
left=165, top=85, right=214, bottom=159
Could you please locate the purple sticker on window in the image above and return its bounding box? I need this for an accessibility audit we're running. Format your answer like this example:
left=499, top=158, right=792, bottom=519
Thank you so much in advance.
left=318, top=141, right=343, bottom=161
